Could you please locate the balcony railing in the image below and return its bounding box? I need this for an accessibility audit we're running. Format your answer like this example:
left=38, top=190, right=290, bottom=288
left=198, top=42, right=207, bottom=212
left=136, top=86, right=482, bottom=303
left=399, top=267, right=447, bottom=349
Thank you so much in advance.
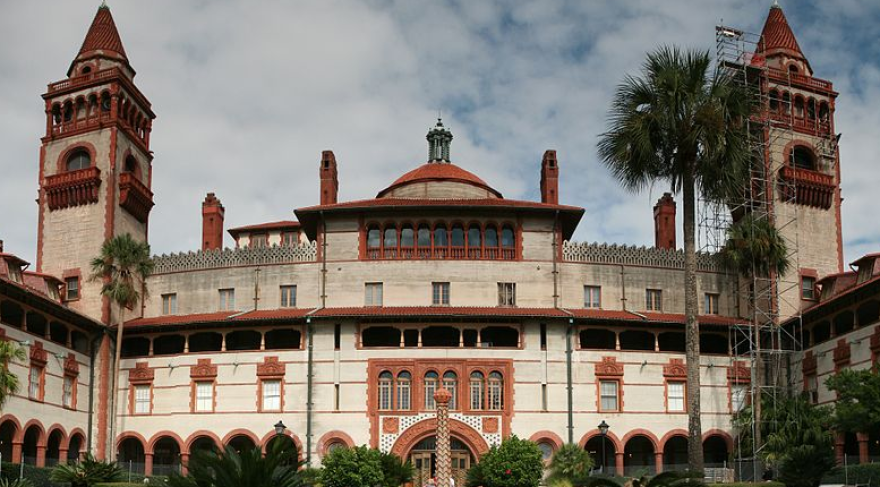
left=365, top=245, right=516, bottom=261
left=778, top=166, right=835, bottom=209
left=118, top=172, right=154, bottom=223
left=768, top=69, right=833, bottom=92
left=47, top=67, right=122, bottom=94
left=44, top=167, right=102, bottom=210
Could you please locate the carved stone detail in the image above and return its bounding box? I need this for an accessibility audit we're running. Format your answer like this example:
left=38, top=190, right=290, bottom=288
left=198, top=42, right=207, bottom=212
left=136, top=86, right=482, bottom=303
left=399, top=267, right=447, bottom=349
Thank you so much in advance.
left=482, top=417, right=499, bottom=434
left=257, top=356, right=285, bottom=377
left=152, top=243, right=317, bottom=274
left=562, top=241, right=720, bottom=271
left=833, top=339, right=851, bottom=370
left=382, top=417, right=399, bottom=434
left=190, top=358, right=217, bottom=379
left=663, top=358, right=687, bottom=378
left=595, top=356, right=624, bottom=377
left=64, top=353, right=80, bottom=376
left=29, top=341, right=48, bottom=366
left=802, top=351, right=817, bottom=376
left=128, top=362, right=155, bottom=384
left=727, top=360, right=750, bottom=383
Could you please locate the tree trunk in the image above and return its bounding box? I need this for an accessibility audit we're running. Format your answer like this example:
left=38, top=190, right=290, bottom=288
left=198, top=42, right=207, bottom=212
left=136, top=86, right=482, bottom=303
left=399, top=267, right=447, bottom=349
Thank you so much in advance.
left=683, top=168, right=704, bottom=472
left=110, top=306, right=125, bottom=461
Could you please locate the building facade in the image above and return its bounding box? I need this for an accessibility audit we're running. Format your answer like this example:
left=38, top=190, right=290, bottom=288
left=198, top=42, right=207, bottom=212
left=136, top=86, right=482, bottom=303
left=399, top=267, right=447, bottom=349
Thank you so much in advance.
left=0, top=3, right=876, bottom=483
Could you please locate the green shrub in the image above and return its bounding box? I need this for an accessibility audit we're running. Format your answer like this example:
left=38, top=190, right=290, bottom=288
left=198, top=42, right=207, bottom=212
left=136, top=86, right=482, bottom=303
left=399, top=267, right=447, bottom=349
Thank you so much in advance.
left=94, top=483, right=145, bottom=487
left=0, top=478, right=34, bottom=487
left=0, top=463, right=55, bottom=487
left=547, top=444, right=593, bottom=487
left=708, top=483, right=784, bottom=487
left=822, top=463, right=880, bottom=485
left=473, top=435, right=543, bottom=487
left=319, top=446, right=383, bottom=487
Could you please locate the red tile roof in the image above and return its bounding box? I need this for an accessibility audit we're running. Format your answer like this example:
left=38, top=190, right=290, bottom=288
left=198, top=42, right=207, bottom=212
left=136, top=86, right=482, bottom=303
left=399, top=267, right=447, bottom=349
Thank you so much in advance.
left=567, top=309, right=746, bottom=326
left=77, top=6, right=127, bottom=62
left=228, top=220, right=300, bottom=237
left=125, top=311, right=235, bottom=328
left=0, top=253, right=30, bottom=268
left=759, top=5, right=806, bottom=62
left=313, top=307, right=568, bottom=318
left=377, top=163, right=502, bottom=198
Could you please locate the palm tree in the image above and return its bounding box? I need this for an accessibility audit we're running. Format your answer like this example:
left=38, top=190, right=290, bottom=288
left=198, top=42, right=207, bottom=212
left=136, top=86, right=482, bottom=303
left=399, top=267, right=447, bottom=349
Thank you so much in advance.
left=167, top=440, right=303, bottom=487
left=598, top=46, right=754, bottom=471
left=50, top=453, right=124, bottom=487
left=0, top=340, right=26, bottom=410
left=89, top=233, right=153, bottom=460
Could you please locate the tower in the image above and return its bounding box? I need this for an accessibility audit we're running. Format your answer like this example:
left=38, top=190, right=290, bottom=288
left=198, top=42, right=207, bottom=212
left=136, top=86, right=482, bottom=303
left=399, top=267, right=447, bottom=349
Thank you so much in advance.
left=540, top=150, right=559, bottom=205
left=653, top=193, right=676, bottom=250
left=757, top=4, right=843, bottom=317
left=320, top=150, right=338, bottom=205
left=37, top=4, right=156, bottom=322
left=202, top=193, right=225, bottom=250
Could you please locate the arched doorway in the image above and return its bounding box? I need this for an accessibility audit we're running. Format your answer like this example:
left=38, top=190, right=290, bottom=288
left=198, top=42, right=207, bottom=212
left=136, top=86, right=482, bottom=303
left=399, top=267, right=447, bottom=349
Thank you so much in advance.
left=118, top=437, right=146, bottom=475
left=152, top=437, right=181, bottom=476
left=409, top=437, right=474, bottom=487
left=703, top=435, right=730, bottom=468
left=227, top=434, right=256, bottom=454
left=584, top=436, right=617, bottom=474
left=67, top=433, right=85, bottom=463
left=22, top=425, right=42, bottom=465
left=623, top=435, right=655, bottom=476
left=662, top=436, right=688, bottom=472
left=46, top=430, right=64, bottom=466
left=265, top=435, right=298, bottom=466
left=0, top=419, right=18, bottom=462
left=190, top=436, right=219, bottom=455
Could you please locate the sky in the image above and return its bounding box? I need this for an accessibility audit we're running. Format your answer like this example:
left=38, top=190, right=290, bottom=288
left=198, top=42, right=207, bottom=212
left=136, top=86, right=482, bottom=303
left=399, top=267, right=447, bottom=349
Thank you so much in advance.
left=1, top=0, right=879, bottom=264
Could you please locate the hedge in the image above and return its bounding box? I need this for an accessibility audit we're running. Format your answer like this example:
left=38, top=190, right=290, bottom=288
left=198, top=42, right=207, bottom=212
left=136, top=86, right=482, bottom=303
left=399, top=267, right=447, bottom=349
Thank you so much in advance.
left=822, top=463, right=880, bottom=484
left=709, top=483, right=784, bottom=487
left=0, top=463, right=56, bottom=487
left=95, top=483, right=150, bottom=487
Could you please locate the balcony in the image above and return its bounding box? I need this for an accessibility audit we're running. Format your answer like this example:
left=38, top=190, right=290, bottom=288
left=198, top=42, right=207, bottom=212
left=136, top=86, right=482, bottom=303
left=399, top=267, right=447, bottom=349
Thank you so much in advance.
left=47, top=67, right=121, bottom=94
left=118, top=172, right=154, bottom=223
left=44, top=167, right=102, bottom=210
left=767, top=69, right=834, bottom=93
left=778, top=166, right=835, bottom=209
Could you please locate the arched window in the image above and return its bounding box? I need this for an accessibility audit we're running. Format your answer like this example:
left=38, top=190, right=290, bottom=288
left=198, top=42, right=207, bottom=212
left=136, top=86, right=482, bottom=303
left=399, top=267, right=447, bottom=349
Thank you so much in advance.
left=443, top=371, right=458, bottom=409
left=100, top=93, right=111, bottom=112
left=397, top=371, right=411, bottom=410
left=367, top=226, right=381, bottom=259
left=124, top=156, right=138, bottom=178
left=433, top=224, right=448, bottom=258
left=782, top=92, right=791, bottom=113
left=769, top=90, right=779, bottom=112
left=417, top=225, right=431, bottom=247
left=378, top=371, right=393, bottom=411
left=66, top=150, right=91, bottom=171
left=794, top=96, right=805, bottom=118
left=384, top=227, right=398, bottom=258
left=789, top=64, right=799, bottom=74
left=807, top=98, right=816, bottom=120
left=818, top=102, right=830, bottom=121
left=451, top=225, right=464, bottom=246
left=485, top=226, right=499, bottom=259
left=400, top=225, right=414, bottom=258
left=467, top=225, right=481, bottom=258
left=63, top=103, right=73, bottom=122
left=488, top=372, right=504, bottom=410
left=424, top=371, right=439, bottom=410
left=469, top=371, right=485, bottom=410
left=791, top=146, right=816, bottom=171
left=501, top=226, right=515, bottom=248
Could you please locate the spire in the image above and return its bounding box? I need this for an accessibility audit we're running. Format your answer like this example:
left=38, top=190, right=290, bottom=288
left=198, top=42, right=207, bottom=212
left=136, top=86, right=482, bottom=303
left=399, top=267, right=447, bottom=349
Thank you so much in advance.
left=68, top=4, right=129, bottom=76
left=426, top=118, right=453, bottom=163
left=758, top=2, right=810, bottom=71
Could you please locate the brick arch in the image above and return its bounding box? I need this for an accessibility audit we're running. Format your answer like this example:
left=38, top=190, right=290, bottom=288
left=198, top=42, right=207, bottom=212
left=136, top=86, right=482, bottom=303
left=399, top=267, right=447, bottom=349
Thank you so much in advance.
left=121, top=149, right=143, bottom=180
left=45, top=424, right=67, bottom=447
left=317, top=430, right=355, bottom=457
left=20, top=419, right=46, bottom=446
left=184, top=430, right=223, bottom=454
left=621, top=429, right=660, bottom=453
left=0, top=414, right=22, bottom=439
left=390, top=418, right=490, bottom=460
left=116, top=431, right=148, bottom=450
left=702, top=429, right=734, bottom=452
left=64, top=428, right=88, bottom=452
left=659, top=429, right=689, bottom=450
left=528, top=431, right=564, bottom=451
left=55, top=142, right=98, bottom=174
left=578, top=429, right=622, bottom=452
left=221, top=429, right=261, bottom=448
left=260, top=430, right=304, bottom=461
left=147, top=431, right=184, bottom=454
left=782, top=139, right=818, bottom=167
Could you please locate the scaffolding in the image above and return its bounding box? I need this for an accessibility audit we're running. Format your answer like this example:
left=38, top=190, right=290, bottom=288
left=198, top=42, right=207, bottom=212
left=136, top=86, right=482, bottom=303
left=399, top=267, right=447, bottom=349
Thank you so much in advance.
left=700, top=22, right=837, bottom=480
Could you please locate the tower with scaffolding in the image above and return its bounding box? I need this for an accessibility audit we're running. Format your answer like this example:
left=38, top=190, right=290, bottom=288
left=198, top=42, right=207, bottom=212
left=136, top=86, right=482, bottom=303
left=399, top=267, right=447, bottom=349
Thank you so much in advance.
left=704, top=4, right=843, bottom=480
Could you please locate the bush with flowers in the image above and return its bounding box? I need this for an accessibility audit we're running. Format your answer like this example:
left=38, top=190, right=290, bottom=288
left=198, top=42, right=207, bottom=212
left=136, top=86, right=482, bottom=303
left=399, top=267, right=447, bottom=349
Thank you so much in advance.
left=466, top=435, right=543, bottom=487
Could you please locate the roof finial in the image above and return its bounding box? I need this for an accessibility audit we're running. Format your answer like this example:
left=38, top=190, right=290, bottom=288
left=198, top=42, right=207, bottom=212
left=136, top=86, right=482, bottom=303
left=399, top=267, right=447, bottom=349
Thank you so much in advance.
left=101, top=0, right=108, bottom=8
left=426, top=117, right=453, bottom=163
left=772, top=0, right=780, bottom=8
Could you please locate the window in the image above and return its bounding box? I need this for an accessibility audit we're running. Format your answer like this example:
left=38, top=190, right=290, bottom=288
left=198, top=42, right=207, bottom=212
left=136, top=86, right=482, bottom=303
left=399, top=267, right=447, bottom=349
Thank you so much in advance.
left=487, top=372, right=503, bottom=410
left=791, top=146, right=816, bottom=171
left=801, top=276, right=817, bottom=300
left=443, top=371, right=457, bottom=409
left=498, top=282, right=516, bottom=307
left=501, top=226, right=515, bottom=248
left=250, top=234, right=268, bottom=248
left=367, top=227, right=381, bottom=249
left=397, top=372, right=411, bottom=410
left=133, top=384, right=150, bottom=414
left=282, top=232, right=298, bottom=247
left=667, top=382, right=685, bottom=412
left=262, top=379, right=282, bottom=411
left=540, top=324, right=547, bottom=350
left=29, top=366, right=43, bottom=400
left=334, top=324, right=341, bottom=350
left=65, top=277, right=80, bottom=301
left=542, top=384, right=548, bottom=411
left=646, top=289, right=662, bottom=311
left=538, top=442, right=554, bottom=461
left=731, top=384, right=748, bottom=412
left=365, top=283, right=383, bottom=306
left=280, top=285, right=297, bottom=308
left=161, top=293, right=177, bottom=315
left=195, top=381, right=213, bottom=412
left=469, top=372, right=485, bottom=410
left=378, top=371, right=393, bottom=411
left=7, top=265, right=22, bottom=284
left=599, top=380, right=619, bottom=412
left=704, top=293, right=719, bottom=315
left=806, top=375, right=818, bottom=404
left=123, top=156, right=138, bottom=176
left=63, top=376, right=75, bottom=408
left=424, top=372, right=439, bottom=410
left=432, top=282, right=450, bottom=306
left=66, top=151, right=91, bottom=171
left=584, top=286, right=601, bottom=308
left=219, top=288, right=235, bottom=311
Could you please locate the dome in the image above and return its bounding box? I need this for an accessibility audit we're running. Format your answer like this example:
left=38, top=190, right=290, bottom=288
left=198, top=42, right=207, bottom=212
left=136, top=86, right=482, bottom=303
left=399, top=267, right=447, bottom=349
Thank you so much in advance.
left=377, top=162, right=503, bottom=199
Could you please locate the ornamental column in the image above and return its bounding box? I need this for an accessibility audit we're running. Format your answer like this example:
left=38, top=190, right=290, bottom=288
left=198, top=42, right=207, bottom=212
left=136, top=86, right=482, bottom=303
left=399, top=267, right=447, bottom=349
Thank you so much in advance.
left=434, top=388, right=453, bottom=487
left=857, top=432, right=869, bottom=464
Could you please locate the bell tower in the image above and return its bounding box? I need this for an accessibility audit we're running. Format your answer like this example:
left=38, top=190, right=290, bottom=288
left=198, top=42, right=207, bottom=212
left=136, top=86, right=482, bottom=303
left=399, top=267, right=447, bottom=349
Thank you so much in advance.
left=37, top=4, right=156, bottom=322
left=757, top=3, right=843, bottom=316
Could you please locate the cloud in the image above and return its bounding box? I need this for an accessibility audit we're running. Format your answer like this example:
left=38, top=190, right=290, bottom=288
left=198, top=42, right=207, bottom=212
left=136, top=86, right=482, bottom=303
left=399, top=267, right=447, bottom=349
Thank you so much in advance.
left=0, top=0, right=878, bottom=267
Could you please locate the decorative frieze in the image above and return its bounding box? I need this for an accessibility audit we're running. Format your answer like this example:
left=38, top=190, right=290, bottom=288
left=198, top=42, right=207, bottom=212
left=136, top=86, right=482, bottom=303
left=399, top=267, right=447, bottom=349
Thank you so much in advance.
left=151, top=242, right=317, bottom=274
left=562, top=241, right=721, bottom=271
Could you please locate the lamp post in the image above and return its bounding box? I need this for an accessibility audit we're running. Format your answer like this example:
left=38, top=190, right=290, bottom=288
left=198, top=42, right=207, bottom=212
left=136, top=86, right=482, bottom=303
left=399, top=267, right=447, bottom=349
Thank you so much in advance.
left=598, top=421, right=609, bottom=474
left=274, top=420, right=287, bottom=437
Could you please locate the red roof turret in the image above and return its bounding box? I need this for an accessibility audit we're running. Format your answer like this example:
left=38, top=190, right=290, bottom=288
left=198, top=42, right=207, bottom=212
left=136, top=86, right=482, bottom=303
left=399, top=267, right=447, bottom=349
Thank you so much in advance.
left=69, top=4, right=130, bottom=76
left=758, top=4, right=811, bottom=73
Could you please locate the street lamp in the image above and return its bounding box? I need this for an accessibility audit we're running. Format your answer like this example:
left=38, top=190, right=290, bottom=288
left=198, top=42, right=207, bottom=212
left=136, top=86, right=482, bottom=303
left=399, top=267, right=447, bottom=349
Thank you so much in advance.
left=274, top=420, right=286, bottom=436
left=598, top=421, right=609, bottom=473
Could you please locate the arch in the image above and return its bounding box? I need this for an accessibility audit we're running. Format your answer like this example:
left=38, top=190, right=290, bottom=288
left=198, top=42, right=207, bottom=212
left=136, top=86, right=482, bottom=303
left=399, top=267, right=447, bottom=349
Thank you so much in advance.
left=578, top=429, right=623, bottom=453
left=390, top=419, right=489, bottom=459
left=20, top=419, right=45, bottom=446
left=317, top=430, right=355, bottom=457
left=658, top=429, right=690, bottom=450
left=117, top=436, right=146, bottom=475
left=702, top=430, right=733, bottom=466
left=620, top=429, right=660, bottom=453
left=623, top=435, right=656, bottom=473
left=583, top=431, right=620, bottom=475
left=0, top=415, right=20, bottom=463
left=260, top=430, right=304, bottom=462
left=22, top=422, right=44, bottom=465
left=222, top=429, right=260, bottom=452
left=56, top=142, right=97, bottom=173
left=151, top=435, right=182, bottom=476
left=183, top=431, right=223, bottom=454
left=66, top=430, right=86, bottom=462
left=783, top=140, right=818, bottom=171
left=45, top=423, right=67, bottom=444
left=147, top=431, right=185, bottom=454
left=528, top=431, right=564, bottom=452
left=122, top=151, right=142, bottom=180
left=661, top=434, right=688, bottom=470
left=63, top=427, right=87, bottom=451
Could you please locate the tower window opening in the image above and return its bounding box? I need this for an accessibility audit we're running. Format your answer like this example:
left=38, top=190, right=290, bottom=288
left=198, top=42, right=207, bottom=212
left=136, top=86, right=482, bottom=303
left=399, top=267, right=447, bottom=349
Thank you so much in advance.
left=791, top=146, right=816, bottom=171
left=66, top=151, right=91, bottom=172
left=101, top=93, right=111, bottom=112
left=788, top=64, right=799, bottom=74
left=81, top=66, right=91, bottom=74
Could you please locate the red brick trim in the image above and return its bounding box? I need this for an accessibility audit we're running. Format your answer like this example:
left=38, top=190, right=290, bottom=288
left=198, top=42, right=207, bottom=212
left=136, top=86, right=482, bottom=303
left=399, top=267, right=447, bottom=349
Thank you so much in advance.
left=662, top=358, right=687, bottom=378
left=221, top=429, right=260, bottom=448
left=146, top=431, right=184, bottom=455
left=621, top=429, right=660, bottom=454
left=259, top=430, right=304, bottom=462
left=389, top=418, right=489, bottom=459
left=190, top=358, right=217, bottom=379
left=595, top=356, right=624, bottom=376
left=115, top=431, right=148, bottom=451
left=256, top=356, right=286, bottom=377
left=578, top=429, right=623, bottom=452
left=183, top=431, right=222, bottom=454
left=528, top=431, right=564, bottom=451
left=701, top=429, right=734, bottom=452
left=833, top=338, right=851, bottom=371
left=727, top=361, right=751, bottom=383
left=317, top=430, right=355, bottom=457
left=128, top=362, right=154, bottom=383
left=54, top=142, right=98, bottom=174
left=658, top=429, right=689, bottom=451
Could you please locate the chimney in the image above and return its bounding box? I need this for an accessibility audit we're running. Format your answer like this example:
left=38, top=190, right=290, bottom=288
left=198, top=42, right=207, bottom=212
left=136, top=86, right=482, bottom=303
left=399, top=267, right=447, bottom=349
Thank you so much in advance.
left=654, top=192, right=676, bottom=250
left=320, top=150, right=338, bottom=205
left=201, top=192, right=225, bottom=251
left=540, top=150, right=559, bottom=204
